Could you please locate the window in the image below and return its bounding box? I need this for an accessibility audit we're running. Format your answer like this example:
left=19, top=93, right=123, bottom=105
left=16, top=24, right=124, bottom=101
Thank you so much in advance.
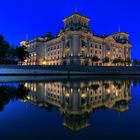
left=106, top=46, right=110, bottom=50
left=81, top=40, right=86, bottom=47
left=81, top=51, right=86, bottom=57
left=95, top=44, right=98, bottom=49
left=120, top=36, right=124, bottom=39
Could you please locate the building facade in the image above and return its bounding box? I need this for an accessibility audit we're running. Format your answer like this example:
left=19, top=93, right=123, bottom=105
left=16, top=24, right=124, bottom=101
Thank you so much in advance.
left=21, top=12, right=132, bottom=66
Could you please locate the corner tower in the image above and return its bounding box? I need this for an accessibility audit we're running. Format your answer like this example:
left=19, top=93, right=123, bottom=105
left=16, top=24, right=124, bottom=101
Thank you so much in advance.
left=61, top=12, right=91, bottom=65
left=63, top=12, right=90, bottom=32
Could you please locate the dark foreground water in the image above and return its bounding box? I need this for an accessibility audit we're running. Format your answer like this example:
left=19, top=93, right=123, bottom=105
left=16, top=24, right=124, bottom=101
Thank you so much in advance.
left=0, top=76, right=140, bottom=140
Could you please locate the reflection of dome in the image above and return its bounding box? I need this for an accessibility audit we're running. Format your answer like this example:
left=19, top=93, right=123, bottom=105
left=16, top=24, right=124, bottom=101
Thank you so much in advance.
left=63, top=113, right=89, bottom=131
left=112, top=100, right=130, bottom=112
left=24, top=79, right=132, bottom=131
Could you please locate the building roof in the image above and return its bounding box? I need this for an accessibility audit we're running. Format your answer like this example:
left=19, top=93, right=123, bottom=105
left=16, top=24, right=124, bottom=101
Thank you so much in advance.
left=93, top=34, right=108, bottom=39
left=63, top=12, right=90, bottom=22
left=111, top=32, right=129, bottom=36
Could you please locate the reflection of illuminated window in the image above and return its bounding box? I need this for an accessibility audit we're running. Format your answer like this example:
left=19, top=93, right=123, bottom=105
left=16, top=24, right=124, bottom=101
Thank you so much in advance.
left=65, top=93, right=70, bottom=97
left=81, top=93, right=87, bottom=98
left=31, top=84, right=34, bottom=91
left=34, top=87, right=36, bottom=92
left=78, top=88, right=81, bottom=93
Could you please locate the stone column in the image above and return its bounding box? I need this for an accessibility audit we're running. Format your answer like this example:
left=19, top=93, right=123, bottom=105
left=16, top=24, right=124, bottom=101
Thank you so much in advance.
left=72, top=34, right=80, bottom=56
left=71, top=34, right=81, bottom=65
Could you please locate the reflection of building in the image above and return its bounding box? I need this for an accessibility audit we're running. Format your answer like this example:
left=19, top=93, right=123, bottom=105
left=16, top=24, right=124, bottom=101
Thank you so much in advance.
left=25, top=80, right=131, bottom=131
left=21, top=12, right=131, bottom=66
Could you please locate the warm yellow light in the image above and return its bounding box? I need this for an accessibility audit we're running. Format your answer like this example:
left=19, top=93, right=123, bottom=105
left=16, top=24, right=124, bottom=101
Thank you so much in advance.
left=78, top=88, right=81, bottom=93
left=80, top=82, right=85, bottom=88
left=116, top=91, right=119, bottom=96
left=27, top=96, right=31, bottom=100
left=81, top=93, right=87, bottom=98
left=107, top=52, right=110, bottom=55
left=65, top=93, right=70, bottom=97
left=42, top=61, right=47, bottom=65
left=25, top=83, right=28, bottom=88
left=106, top=89, right=111, bottom=93
left=71, top=88, right=73, bottom=92
left=34, top=87, right=36, bottom=92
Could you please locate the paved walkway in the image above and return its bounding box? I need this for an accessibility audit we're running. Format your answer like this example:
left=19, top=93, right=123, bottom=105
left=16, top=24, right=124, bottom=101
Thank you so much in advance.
left=0, top=65, right=140, bottom=75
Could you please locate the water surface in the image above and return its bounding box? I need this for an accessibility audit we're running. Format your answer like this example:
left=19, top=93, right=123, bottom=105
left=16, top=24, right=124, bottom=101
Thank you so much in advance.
left=0, top=76, right=140, bottom=140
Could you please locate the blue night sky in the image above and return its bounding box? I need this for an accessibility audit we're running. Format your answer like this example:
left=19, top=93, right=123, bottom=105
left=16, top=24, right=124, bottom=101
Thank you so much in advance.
left=0, top=0, right=139, bottom=59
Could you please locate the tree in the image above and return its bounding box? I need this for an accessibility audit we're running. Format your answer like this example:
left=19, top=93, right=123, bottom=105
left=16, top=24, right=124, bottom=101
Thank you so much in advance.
left=0, top=35, right=10, bottom=63
left=91, top=56, right=100, bottom=66
left=103, top=57, right=110, bottom=66
left=0, top=84, right=29, bottom=111
left=125, top=57, right=131, bottom=66
left=7, top=46, right=18, bottom=64
left=133, top=59, right=138, bottom=66
left=138, top=60, right=140, bottom=66
left=113, top=57, right=124, bottom=66
left=15, top=45, right=29, bottom=63
left=0, top=35, right=30, bottom=64
left=113, top=58, right=119, bottom=66
left=118, top=57, right=124, bottom=65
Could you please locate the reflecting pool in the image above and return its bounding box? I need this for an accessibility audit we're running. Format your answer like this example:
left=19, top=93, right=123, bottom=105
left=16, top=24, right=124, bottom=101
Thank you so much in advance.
left=0, top=76, right=140, bottom=140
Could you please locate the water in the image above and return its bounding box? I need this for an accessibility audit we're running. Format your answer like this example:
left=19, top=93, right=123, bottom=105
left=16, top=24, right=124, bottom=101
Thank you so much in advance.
left=0, top=76, right=140, bottom=140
